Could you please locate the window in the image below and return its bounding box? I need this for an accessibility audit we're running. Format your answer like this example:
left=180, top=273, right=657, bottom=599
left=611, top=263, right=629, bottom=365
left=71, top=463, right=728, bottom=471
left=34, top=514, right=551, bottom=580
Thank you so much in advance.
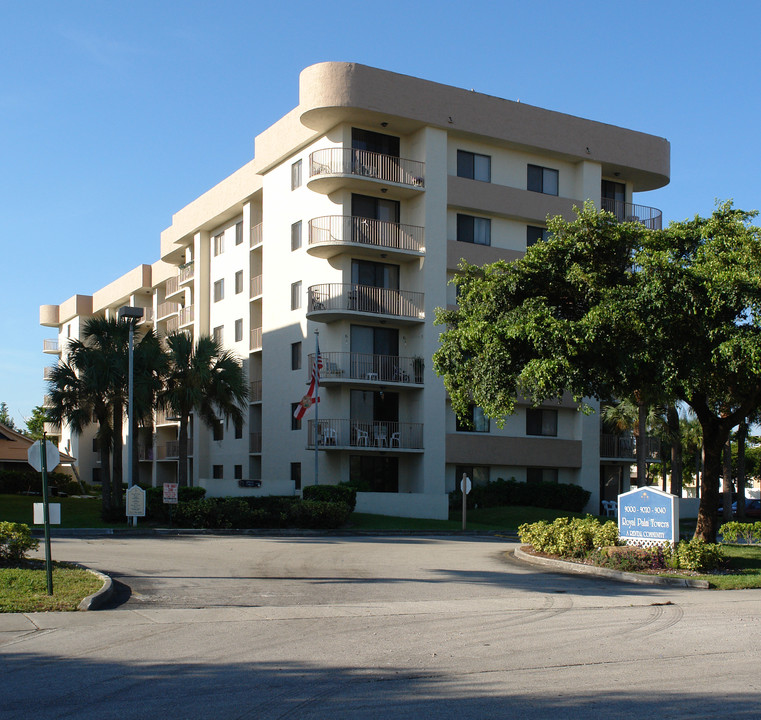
left=291, top=221, right=302, bottom=251
left=213, top=325, right=224, bottom=345
left=234, top=319, right=243, bottom=343
left=291, top=403, right=301, bottom=430
left=213, top=233, right=225, bottom=256
left=92, top=468, right=102, bottom=484
left=457, top=150, right=491, bottom=182
left=527, top=467, right=559, bottom=484
left=291, top=462, right=301, bottom=491
left=456, top=404, right=490, bottom=433
left=234, top=419, right=242, bottom=439
left=527, top=226, right=550, bottom=247
left=526, top=408, right=558, bottom=436
left=234, top=465, right=243, bottom=480
left=291, top=159, right=302, bottom=189
left=235, top=270, right=243, bottom=294
left=527, top=164, right=559, bottom=195
left=457, top=214, right=491, bottom=245
left=455, top=465, right=490, bottom=488
left=213, top=421, right=223, bottom=441
left=92, top=438, right=100, bottom=453
left=350, top=455, right=398, bottom=492
left=213, top=279, right=224, bottom=302
left=212, top=465, right=223, bottom=479
left=235, top=221, right=243, bottom=246
left=291, top=341, right=302, bottom=370
left=291, top=281, right=302, bottom=310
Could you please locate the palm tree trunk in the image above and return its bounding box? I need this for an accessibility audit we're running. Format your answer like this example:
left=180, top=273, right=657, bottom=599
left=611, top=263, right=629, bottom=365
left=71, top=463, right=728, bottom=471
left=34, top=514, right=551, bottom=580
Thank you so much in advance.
left=178, top=416, right=189, bottom=487
left=667, top=404, right=683, bottom=497
left=100, top=444, right=112, bottom=514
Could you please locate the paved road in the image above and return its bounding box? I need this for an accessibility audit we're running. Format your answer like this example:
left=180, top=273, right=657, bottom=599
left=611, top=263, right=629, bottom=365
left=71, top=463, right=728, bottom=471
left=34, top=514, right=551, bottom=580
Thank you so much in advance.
left=2, top=534, right=760, bottom=719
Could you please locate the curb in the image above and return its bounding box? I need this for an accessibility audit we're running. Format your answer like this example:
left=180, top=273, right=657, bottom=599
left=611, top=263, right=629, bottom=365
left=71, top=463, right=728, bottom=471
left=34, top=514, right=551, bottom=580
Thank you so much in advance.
left=75, top=566, right=114, bottom=610
left=35, top=528, right=519, bottom=539
left=513, top=546, right=710, bottom=589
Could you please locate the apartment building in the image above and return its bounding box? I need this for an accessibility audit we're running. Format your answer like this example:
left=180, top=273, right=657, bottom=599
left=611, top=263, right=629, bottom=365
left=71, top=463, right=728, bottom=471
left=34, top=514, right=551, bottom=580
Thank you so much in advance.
left=40, top=62, right=670, bottom=519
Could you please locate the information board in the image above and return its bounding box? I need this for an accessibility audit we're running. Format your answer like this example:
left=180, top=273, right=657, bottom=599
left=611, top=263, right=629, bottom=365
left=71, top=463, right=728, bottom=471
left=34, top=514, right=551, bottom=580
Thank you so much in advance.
left=163, top=482, right=179, bottom=504
left=126, top=485, right=146, bottom=517
left=618, top=486, right=679, bottom=546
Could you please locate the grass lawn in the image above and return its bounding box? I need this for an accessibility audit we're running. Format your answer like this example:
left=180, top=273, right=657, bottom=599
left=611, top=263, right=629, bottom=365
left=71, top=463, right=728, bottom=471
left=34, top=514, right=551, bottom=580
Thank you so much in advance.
left=0, top=561, right=103, bottom=612
left=676, top=544, right=761, bottom=590
left=0, top=494, right=127, bottom=529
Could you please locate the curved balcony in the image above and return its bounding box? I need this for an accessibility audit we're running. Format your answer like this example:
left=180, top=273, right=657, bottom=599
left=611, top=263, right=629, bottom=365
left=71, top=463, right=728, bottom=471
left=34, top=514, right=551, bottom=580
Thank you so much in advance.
left=601, top=198, right=662, bottom=230
left=308, top=216, right=424, bottom=261
left=43, top=339, right=60, bottom=354
left=307, top=419, right=423, bottom=452
left=309, top=351, right=424, bottom=387
left=179, top=261, right=195, bottom=285
left=307, top=283, right=424, bottom=324
left=308, top=148, right=425, bottom=198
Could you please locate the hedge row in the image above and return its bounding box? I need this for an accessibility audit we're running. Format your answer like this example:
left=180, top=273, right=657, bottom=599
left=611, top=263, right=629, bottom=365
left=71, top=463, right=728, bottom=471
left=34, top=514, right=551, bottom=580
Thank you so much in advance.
left=0, top=469, right=81, bottom=496
left=449, top=477, right=591, bottom=512
left=302, top=484, right=357, bottom=512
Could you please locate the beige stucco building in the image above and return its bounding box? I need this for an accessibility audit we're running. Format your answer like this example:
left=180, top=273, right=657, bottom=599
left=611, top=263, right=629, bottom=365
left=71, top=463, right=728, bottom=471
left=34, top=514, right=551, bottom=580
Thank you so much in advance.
left=40, top=62, right=669, bottom=519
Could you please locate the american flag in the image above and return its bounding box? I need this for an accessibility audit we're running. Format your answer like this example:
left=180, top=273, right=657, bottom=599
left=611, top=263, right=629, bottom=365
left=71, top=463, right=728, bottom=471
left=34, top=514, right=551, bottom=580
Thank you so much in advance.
left=293, top=341, right=322, bottom=420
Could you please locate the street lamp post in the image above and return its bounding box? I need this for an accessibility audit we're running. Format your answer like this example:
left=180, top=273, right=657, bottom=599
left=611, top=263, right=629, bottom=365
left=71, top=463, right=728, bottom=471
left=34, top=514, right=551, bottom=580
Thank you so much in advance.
left=118, top=305, right=144, bottom=526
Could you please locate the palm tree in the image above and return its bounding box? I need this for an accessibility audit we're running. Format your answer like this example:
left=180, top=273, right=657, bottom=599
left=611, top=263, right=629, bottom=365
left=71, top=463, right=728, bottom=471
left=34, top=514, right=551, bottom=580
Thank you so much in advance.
left=158, top=333, right=248, bottom=486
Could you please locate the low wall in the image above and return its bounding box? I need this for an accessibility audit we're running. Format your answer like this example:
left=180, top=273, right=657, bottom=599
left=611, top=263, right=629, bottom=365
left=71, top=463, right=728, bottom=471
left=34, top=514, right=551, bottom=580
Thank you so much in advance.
left=198, top=478, right=296, bottom=497
left=355, top=492, right=449, bottom=520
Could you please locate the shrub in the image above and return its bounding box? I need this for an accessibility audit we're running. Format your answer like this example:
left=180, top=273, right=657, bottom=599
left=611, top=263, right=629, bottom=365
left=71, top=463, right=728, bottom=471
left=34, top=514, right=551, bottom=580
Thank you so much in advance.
left=673, top=538, right=724, bottom=572
left=302, top=484, right=357, bottom=512
left=588, top=544, right=672, bottom=572
left=719, top=521, right=761, bottom=545
left=0, top=469, right=73, bottom=495
left=145, top=485, right=206, bottom=521
left=0, top=522, right=39, bottom=564
left=518, top=515, right=620, bottom=558
left=287, top=500, right=352, bottom=529
left=450, top=476, right=591, bottom=513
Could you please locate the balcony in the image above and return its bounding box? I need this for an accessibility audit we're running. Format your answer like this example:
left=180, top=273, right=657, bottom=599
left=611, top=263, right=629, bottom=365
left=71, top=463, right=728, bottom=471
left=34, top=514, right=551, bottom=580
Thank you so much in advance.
left=249, top=432, right=262, bottom=454
left=250, top=327, right=262, bottom=352
left=249, top=380, right=262, bottom=403
left=179, top=261, right=194, bottom=284
left=250, top=275, right=263, bottom=299
left=601, top=198, right=662, bottom=230
left=250, top=223, right=263, bottom=249
left=308, top=351, right=424, bottom=387
left=43, top=367, right=55, bottom=381
left=165, top=276, right=180, bottom=298
left=600, top=434, right=660, bottom=461
left=43, top=339, right=60, bottom=354
left=156, top=439, right=193, bottom=460
left=155, top=408, right=179, bottom=426
left=306, top=419, right=423, bottom=452
left=137, top=307, right=154, bottom=325
left=157, top=301, right=179, bottom=320
left=308, top=148, right=425, bottom=198
left=138, top=444, right=154, bottom=461
left=166, top=316, right=179, bottom=334
left=307, top=283, right=424, bottom=324
left=179, top=305, right=194, bottom=328
left=308, top=216, right=425, bottom=261
left=43, top=395, right=53, bottom=408
left=43, top=422, right=59, bottom=436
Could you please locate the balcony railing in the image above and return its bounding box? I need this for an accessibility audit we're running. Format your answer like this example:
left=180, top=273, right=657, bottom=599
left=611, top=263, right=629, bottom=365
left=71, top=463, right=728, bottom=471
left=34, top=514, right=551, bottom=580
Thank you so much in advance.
left=165, top=276, right=179, bottom=296
left=166, top=316, right=179, bottom=334
left=249, top=380, right=262, bottom=402
left=306, top=419, right=423, bottom=450
left=250, top=327, right=262, bottom=351
left=601, top=198, right=662, bottom=230
left=309, top=148, right=425, bottom=188
left=600, top=434, right=660, bottom=460
left=179, top=261, right=195, bottom=284
left=157, top=301, right=179, bottom=320
left=179, top=305, right=194, bottom=327
left=43, top=395, right=53, bottom=407
left=156, top=439, right=193, bottom=460
left=250, top=223, right=263, bottom=249
left=155, top=408, right=179, bottom=425
left=43, top=367, right=55, bottom=381
left=308, top=216, right=425, bottom=254
left=138, top=444, right=154, bottom=461
left=250, top=275, right=263, bottom=298
left=43, top=339, right=60, bottom=354
left=250, top=432, right=262, bottom=453
left=308, top=283, right=424, bottom=321
left=308, top=351, right=424, bottom=385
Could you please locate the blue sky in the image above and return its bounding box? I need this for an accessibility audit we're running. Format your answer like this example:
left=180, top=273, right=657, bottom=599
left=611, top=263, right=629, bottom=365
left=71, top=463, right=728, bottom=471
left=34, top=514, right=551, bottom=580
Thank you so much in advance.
left=2, top=0, right=760, bottom=429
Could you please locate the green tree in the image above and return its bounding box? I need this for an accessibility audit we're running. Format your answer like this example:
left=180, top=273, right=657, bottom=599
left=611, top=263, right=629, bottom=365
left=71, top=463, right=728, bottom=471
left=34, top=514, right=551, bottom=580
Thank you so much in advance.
left=0, top=402, right=16, bottom=430
left=24, top=405, right=47, bottom=440
left=158, top=333, right=248, bottom=487
left=434, top=202, right=761, bottom=542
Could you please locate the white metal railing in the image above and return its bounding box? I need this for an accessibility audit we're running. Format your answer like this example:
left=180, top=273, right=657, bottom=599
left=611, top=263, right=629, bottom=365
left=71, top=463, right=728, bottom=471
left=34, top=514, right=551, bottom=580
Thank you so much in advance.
left=250, top=275, right=263, bottom=298
left=157, top=301, right=179, bottom=320
left=308, top=216, right=424, bottom=253
left=43, top=367, right=55, bottom=381
left=166, top=316, right=179, bottom=334
left=43, top=339, right=60, bottom=353
left=600, top=198, right=662, bottom=230
left=156, top=439, right=193, bottom=460
left=250, top=223, right=263, bottom=248
left=308, top=283, right=424, bottom=320
left=165, top=276, right=179, bottom=296
left=306, top=419, right=423, bottom=450
left=179, top=261, right=195, bottom=283
left=600, top=434, right=660, bottom=460
left=250, top=327, right=262, bottom=351
left=309, top=148, right=425, bottom=188
left=179, top=305, right=194, bottom=327
left=308, top=351, right=424, bottom=384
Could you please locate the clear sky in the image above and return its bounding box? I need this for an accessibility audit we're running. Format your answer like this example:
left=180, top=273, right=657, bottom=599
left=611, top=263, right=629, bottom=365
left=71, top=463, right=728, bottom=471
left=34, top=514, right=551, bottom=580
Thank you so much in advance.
left=2, top=0, right=760, bottom=429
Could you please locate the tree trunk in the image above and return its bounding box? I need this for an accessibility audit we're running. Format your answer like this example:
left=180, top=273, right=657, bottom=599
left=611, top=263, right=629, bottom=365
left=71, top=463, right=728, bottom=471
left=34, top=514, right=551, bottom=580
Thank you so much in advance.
left=636, top=399, right=647, bottom=487
left=667, top=404, right=683, bottom=497
left=737, top=420, right=748, bottom=521
left=111, top=403, right=124, bottom=510
left=178, top=415, right=189, bottom=487
left=695, top=418, right=731, bottom=543
left=100, top=444, right=112, bottom=514
left=722, top=439, right=733, bottom=523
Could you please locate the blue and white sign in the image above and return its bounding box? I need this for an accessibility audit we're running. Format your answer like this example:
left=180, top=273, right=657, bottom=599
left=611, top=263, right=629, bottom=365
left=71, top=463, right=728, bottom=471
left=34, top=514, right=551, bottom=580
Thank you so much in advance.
left=618, top=487, right=679, bottom=546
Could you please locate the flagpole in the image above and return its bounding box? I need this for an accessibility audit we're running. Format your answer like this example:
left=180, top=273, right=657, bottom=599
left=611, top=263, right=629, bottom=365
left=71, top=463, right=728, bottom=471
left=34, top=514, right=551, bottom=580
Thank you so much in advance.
left=314, top=329, right=319, bottom=486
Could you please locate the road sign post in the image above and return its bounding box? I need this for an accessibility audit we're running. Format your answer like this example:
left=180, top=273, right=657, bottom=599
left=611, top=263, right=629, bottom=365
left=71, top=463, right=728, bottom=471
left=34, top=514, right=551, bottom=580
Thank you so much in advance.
left=28, top=436, right=59, bottom=595
left=461, top=473, right=472, bottom=531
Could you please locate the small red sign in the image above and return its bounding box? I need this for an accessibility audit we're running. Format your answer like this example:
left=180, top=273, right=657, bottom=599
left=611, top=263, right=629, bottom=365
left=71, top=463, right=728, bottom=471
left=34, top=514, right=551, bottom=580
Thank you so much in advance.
left=163, top=482, right=179, bottom=504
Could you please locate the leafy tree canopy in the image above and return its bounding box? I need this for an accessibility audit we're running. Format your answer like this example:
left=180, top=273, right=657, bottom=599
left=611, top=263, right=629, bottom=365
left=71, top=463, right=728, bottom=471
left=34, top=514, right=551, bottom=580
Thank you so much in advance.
left=0, top=402, right=17, bottom=430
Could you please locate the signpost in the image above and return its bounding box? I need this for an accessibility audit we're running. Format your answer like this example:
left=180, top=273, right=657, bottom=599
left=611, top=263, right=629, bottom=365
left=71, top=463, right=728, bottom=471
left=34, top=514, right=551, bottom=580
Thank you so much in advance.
left=163, top=482, right=178, bottom=526
left=461, top=473, right=472, bottom=530
left=618, top=486, right=679, bottom=547
left=126, top=485, right=146, bottom=520
left=27, top=436, right=60, bottom=595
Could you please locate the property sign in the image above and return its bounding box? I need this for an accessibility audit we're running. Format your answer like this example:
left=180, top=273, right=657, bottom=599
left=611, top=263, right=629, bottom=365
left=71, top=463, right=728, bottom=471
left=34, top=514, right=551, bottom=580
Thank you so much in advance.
left=163, top=482, right=179, bottom=504
left=618, top=486, right=679, bottom=546
left=126, top=485, right=146, bottom=517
